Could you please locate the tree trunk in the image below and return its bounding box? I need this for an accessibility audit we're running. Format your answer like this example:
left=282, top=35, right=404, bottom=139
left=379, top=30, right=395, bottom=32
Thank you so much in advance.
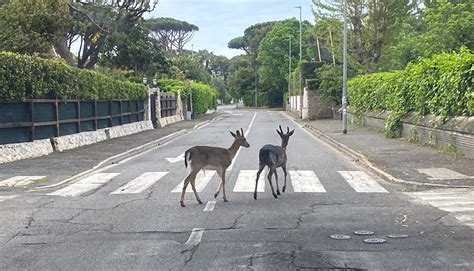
left=54, top=36, right=76, bottom=67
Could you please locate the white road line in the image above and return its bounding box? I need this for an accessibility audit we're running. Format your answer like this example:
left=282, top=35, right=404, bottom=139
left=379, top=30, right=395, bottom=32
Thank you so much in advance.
left=197, top=123, right=211, bottom=130
left=234, top=170, right=265, bottom=192
left=203, top=201, right=216, bottom=212
left=48, top=173, right=120, bottom=197
left=0, top=195, right=17, bottom=202
left=171, top=171, right=216, bottom=193
left=338, top=171, right=388, bottom=193
left=290, top=170, right=326, bottom=192
left=111, top=172, right=168, bottom=194
left=0, top=176, right=46, bottom=187
left=228, top=112, right=257, bottom=171
left=185, top=228, right=205, bottom=246
left=416, top=168, right=471, bottom=180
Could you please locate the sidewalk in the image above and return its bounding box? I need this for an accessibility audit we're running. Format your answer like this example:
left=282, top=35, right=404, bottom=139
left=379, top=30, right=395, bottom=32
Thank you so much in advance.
left=285, top=112, right=474, bottom=189
left=0, top=113, right=224, bottom=189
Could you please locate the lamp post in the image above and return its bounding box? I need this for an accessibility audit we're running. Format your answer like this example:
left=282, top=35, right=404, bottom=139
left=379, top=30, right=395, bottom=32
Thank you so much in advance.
left=342, top=0, right=348, bottom=134
left=295, top=6, right=302, bottom=117
left=288, top=35, right=292, bottom=109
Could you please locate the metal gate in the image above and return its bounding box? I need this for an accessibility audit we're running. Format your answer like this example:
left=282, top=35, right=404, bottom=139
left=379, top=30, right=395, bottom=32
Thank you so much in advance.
left=150, top=92, right=157, bottom=128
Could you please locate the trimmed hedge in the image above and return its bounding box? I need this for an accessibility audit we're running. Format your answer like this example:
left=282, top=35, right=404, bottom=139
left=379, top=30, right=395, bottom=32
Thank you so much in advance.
left=348, top=48, right=473, bottom=136
left=157, top=79, right=217, bottom=115
left=0, top=51, right=147, bottom=101
left=190, top=82, right=218, bottom=115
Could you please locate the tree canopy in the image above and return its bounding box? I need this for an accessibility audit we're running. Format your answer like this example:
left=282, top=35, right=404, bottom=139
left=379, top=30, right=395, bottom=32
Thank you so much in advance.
left=146, top=17, right=199, bottom=55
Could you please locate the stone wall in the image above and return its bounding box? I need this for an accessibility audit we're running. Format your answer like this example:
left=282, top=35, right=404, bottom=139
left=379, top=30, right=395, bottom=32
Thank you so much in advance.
left=0, top=120, right=154, bottom=164
left=349, top=111, right=474, bottom=158
left=302, top=88, right=334, bottom=120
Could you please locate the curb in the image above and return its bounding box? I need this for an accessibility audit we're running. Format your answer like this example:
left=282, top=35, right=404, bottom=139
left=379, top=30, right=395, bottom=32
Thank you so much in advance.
left=34, top=114, right=228, bottom=190
left=282, top=112, right=473, bottom=189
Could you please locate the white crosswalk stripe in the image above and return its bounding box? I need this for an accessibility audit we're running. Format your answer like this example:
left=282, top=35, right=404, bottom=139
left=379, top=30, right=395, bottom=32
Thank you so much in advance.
left=416, top=168, right=471, bottom=180
left=0, top=176, right=46, bottom=187
left=0, top=195, right=17, bottom=202
left=111, top=172, right=168, bottom=194
left=171, top=171, right=216, bottom=193
left=234, top=170, right=265, bottom=192
left=290, top=170, right=326, bottom=192
left=338, top=171, right=388, bottom=193
left=48, top=173, right=120, bottom=197
left=405, top=189, right=474, bottom=229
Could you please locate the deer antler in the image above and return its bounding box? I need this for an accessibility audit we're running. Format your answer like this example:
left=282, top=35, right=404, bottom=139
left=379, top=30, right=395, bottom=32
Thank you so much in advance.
left=241, top=128, right=244, bottom=137
left=279, top=125, right=284, bottom=134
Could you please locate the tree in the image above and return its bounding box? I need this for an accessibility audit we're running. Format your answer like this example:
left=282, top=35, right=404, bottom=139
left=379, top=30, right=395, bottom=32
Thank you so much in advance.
left=56, top=0, right=158, bottom=68
left=102, top=22, right=169, bottom=76
left=257, top=18, right=312, bottom=107
left=0, top=0, right=71, bottom=55
left=171, top=55, right=211, bottom=83
left=146, top=17, right=199, bottom=55
left=226, top=66, right=255, bottom=100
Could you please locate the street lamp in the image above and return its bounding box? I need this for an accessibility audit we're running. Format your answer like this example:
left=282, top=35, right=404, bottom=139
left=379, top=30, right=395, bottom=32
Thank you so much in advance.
left=295, top=6, right=302, bottom=117
left=342, top=0, right=348, bottom=134
left=142, top=76, right=147, bottom=85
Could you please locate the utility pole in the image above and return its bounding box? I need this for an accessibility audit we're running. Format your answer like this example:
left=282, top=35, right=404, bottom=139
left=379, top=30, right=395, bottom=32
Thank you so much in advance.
left=295, top=6, right=302, bottom=118
left=255, top=69, right=258, bottom=108
left=342, top=0, right=348, bottom=134
left=288, top=35, right=292, bottom=108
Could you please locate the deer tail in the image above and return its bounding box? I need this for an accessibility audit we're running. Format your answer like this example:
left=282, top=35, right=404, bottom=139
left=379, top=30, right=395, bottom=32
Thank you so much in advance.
left=184, top=149, right=191, bottom=168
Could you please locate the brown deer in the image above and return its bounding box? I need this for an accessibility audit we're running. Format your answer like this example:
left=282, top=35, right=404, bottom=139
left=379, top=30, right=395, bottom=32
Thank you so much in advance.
left=254, top=125, right=294, bottom=200
left=180, top=128, right=250, bottom=207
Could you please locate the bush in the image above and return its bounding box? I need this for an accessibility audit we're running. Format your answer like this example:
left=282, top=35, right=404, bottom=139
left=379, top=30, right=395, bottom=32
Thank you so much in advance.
left=0, top=51, right=147, bottom=101
left=157, top=79, right=191, bottom=97
left=189, top=82, right=218, bottom=115
left=348, top=48, right=474, bottom=136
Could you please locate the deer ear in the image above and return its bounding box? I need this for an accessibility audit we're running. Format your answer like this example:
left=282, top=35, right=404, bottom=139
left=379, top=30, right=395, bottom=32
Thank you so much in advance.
left=230, top=131, right=236, bottom=138
left=289, top=129, right=295, bottom=136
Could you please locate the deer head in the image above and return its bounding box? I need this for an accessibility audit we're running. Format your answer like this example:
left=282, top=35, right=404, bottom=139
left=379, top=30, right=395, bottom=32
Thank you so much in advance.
left=276, top=125, right=295, bottom=149
left=230, top=128, right=250, bottom=148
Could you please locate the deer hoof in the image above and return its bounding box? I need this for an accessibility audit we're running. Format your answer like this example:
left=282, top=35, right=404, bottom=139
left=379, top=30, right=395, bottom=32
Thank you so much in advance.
left=180, top=201, right=185, bottom=207
left=273, top=194, right=278, bottom=198
left=223, top=198, right=229, bottom=202
left=283, top=186, right=286, bottom=193
left=214, top=193, right=218, bottom=199
left=277, top=190, right=281, bottom=195
left=253, top=193, right=257, bottom=200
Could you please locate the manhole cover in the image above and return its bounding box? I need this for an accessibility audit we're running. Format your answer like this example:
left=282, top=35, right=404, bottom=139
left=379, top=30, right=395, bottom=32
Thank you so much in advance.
left=329, top=234, right=351, bottom=240
left=354, top=230, right=374, bottom=235
left=363, top=238, right=386, bottom=244
left=387, top=234, right=409, bottom=239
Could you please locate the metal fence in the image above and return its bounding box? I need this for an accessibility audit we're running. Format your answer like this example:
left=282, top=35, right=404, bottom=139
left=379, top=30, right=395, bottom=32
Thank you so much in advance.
left=0, top=99, right=145, bottom=144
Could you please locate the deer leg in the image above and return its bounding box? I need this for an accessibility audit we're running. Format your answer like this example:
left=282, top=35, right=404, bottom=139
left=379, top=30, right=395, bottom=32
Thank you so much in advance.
left=190, top=178, right=203, bottom=204
left=274, top=169, right=280, bottom=195
left=214, top=170, right=224, bottom=199
left=221, top=169, right=228, bottom=202
left=254, top=163, right=265, bottom=200
left=267, top=168, right=277, bottom=198
left=282, top=165, right=288, bottom=193
left=180, top=171, right=198, bottom=207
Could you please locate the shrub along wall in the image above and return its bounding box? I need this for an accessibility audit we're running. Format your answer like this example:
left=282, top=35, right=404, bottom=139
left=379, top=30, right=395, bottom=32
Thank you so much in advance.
left=0, top=51, right=147, bottom=101
left=348, top=48, right=473, bottom=136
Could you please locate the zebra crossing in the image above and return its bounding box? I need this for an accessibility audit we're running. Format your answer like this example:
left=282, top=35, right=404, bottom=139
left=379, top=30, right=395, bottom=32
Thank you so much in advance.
left=405, top=189, right=474, bottom=229
left=41, top=169, right=389, bottom=197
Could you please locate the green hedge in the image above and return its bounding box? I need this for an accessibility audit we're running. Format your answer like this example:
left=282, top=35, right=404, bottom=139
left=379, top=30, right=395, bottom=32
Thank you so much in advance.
left=0, top=51, right=147, bottom=101
left=190, top=82, right=218, bottom=115
left=157, top=79, right=191, bottom=97
left=348, top=48, right=474, bottom=136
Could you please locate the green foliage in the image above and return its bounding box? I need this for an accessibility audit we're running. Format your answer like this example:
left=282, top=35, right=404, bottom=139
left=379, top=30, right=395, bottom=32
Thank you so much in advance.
left=258, top=18, right=312, bottom=107
left=146, top=17, right=199, bottom=54
left=316, top=64, right=343, bottom=104
left=0, top=52, right=147, bottom=101
left=102, top=22, right=169, bottom=76
left=242, top=91, right=267, bottom=107
left=348, top=48, right=474, bottom=136
left=0, top=0, right=71, bottom=54
left=157, top=79, right=191, bottom=97
left=226, top=66, right=255, bottom=99
left=190, top=82, right=218, bottom=115
left=171, top=55, right=211, bottom=83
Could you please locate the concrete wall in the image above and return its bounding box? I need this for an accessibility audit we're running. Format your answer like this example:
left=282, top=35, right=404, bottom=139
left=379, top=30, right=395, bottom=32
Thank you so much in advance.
left=302, top=88, right=334, bottom=120
left=349, top=111, right=474, bottom=158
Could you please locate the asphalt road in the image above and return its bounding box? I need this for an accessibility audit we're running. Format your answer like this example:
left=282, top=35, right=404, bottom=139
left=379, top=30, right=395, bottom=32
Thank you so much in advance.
left=0, top=107, right=473, bottom=270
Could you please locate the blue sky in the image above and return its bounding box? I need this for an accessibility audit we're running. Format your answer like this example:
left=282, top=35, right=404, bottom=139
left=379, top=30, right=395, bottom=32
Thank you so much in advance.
left=147, top=0, right=315, bottom=58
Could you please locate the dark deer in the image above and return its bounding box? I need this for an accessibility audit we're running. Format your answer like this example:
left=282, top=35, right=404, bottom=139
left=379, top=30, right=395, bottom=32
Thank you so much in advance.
left=254, top=125, right=294, bottom=200
left=181, top=128, right=250, bottom=207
